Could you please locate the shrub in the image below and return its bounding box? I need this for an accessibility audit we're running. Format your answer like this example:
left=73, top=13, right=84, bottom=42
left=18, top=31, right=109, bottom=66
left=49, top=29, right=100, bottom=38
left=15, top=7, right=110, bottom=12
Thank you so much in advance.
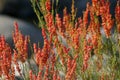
left=0, top=0, right=120, bottom=80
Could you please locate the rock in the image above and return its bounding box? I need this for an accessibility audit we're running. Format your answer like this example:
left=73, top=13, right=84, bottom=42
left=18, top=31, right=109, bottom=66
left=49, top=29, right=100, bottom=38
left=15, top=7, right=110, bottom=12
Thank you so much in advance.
left=0, top=15, right=43, bottom=47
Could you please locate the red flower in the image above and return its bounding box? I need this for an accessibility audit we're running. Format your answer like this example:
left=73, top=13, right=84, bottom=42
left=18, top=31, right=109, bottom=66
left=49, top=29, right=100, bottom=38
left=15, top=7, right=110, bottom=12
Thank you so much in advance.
left=45, top=0, right=51, bottom=11
left=0, top=35, right=12, bottom=79
left=13, top=22, right=29, bottom=62
left=115, top=1, right=120, bottom=33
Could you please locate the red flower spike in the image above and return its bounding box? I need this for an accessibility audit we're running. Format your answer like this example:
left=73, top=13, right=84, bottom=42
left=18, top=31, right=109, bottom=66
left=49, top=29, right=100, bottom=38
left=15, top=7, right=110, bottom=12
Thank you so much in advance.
left=42, top=28, right=47, bottom=39
left=0, top=35, right=12, bottom=79
left=29, top=70, right=33, bottom=80
left=13, top=22, right=29, bottom=62
left=115, top=1, right=120, bottom=33
left=45, top=0, right=51, bottom=11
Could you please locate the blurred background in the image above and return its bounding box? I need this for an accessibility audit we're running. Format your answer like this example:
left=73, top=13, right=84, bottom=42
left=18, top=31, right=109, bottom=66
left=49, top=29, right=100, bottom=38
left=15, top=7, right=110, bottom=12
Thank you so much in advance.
left=0, top=0, right=117, bottom=22
left=0, top=0, right=36, bottom=22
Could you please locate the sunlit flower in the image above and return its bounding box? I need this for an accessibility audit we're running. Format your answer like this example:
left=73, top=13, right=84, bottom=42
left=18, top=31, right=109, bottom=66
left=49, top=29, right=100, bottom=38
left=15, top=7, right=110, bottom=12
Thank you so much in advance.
left=0, top=35, right=12, bottom=79
left=45, top=0, right=51, bottom=11
left=13, top=22, right=29, bottom=62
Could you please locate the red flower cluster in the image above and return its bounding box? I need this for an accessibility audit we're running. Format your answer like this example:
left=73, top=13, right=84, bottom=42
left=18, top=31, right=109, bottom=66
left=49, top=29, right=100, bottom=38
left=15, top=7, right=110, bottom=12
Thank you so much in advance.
left=13, top=22, right=29, bottom=62
left=65, top=55, right=78, bottom=80
left=115, top=1, right=120, bottom=33
left=100, top=2, right=114, bottom=38
left=82, top=40, right=93, bottom=71
left=45, top=0, right=51, bottom=11
left=33, top=28, right=50, bottom=69
left=0, top=36, right=13, bottom=79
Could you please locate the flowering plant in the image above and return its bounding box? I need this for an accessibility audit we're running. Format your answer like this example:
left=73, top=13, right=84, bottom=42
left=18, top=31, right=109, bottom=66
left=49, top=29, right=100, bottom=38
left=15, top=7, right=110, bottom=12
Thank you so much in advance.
left=0, top=0, right=120, bottom=80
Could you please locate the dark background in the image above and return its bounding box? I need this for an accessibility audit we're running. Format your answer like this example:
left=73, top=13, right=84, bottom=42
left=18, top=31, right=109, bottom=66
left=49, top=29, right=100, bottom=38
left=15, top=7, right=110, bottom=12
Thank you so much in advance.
left=0, top=0, right=117, bottom=21
left=0, top=0, right=36, bottom=21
